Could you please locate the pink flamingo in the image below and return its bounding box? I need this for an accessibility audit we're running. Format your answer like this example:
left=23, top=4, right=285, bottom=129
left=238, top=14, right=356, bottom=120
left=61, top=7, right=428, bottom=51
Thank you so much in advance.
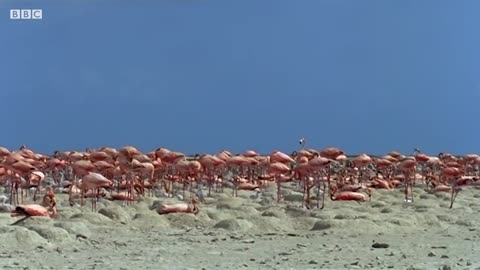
left=269, top=162, right=291, bottom=203
left=157, top=197, right=199, bottom=215
left=397, top=157, right=417, bottom=203
left=74, top=172, right=113, bottom=211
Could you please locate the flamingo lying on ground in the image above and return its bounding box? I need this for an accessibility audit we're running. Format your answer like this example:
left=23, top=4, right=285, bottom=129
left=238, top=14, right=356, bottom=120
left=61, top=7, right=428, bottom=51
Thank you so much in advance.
left=157, top=198, right=199, bottom=215
left=11, top=204, right=57, bottom=218
left=330, top=185, right=371, bottom=203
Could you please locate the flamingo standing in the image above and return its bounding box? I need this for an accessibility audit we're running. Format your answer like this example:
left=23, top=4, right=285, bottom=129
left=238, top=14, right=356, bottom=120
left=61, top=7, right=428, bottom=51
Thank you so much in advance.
left=269, top=162, right=291, bottom=203
left=307, top=156, right=332, bottom=209
left=397, top=157, right=417, bottom=203
left=29, top=170, right=45, bottom=202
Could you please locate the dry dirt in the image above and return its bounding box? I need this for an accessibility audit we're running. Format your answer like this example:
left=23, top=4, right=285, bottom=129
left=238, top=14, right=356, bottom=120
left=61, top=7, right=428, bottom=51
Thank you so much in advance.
left=1, top=184, right=480, bottom=270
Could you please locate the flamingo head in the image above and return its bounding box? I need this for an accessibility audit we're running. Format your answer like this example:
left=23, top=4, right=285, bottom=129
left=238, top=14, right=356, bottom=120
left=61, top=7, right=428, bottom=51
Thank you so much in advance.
left=329, top=185, right=338, bottom=195
left=45, top=189, right=55, bottom=199
left=189, top=197, right=200, bottom=215
left=192, top=204, right=200, bottom=215
left=11, top=206, right=29, bottom=217
left=190, top=196, right=199, bottom=205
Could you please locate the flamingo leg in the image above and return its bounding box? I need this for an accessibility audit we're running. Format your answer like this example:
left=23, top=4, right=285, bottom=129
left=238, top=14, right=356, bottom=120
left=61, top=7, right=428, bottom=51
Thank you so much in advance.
left=92, top=188, right=96, bottom=212
left=320, top=180, right=326, bottom=209
left=301, top=176, right=306, bottom=208
left=81, top=189, right=86, bottom=206
left=11, top=216, right=30, bottom=226
left=316, top=176, right=321, bottom=208
left=208, top=177, right=212, bottom=197
left=449, top=185, right=459, bottom=209
left=68, top=185, right=74, bottom=206
left=276, top=176, right=282, bottom=203
left=409, top=173, right=414, bottom=202
left=10, top=181, right=14, bottom=205
left=15, top=183, right=19, bottom=205
left=33, top=185, right=39, bottom=202
left=404, top=173, right=412, bottom=202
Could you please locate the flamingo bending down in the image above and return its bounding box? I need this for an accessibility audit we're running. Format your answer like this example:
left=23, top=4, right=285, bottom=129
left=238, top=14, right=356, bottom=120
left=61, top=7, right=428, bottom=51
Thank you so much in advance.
left=71, top=172, right=113, bottom=211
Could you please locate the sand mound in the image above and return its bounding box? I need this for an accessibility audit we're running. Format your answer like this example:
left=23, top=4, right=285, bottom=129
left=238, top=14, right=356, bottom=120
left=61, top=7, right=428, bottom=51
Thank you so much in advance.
left=455, top=219, right=475, bottom=227
left=419, top=193, right=435, bottom=200
left=311, top=220, right=336, bottom=231
left=237, top=191, right=257, bottom=200
left=138, top=196, right=158, bottom=206
left=26, top=225, right=73, bottom=243
left=436, top=214, right=455, bottom=223
left=258, top=197, right=275, bottom=206
left=284, top=206, right=309, bottom=217
left=260, top=190, right=276, bottom=199
left=261, top=209, right=287, bottom=219
left=290, top=217, right=323, bottom=230
left=310, top=212, right=333, bottom=220
left=54, top=221, right=92, bottom=238
left=380, top=207, right=394, bottom=213
left=213, top=218, right=254, bottom=232
left=417, top=214, right=443, bottom=227
left=69, top=212, right=114, bottom=225
left=216, top=197, right=245, bottom=210
left=248, top=216, right=293, bottom=233
left=55, top=208, right=82, bottom=219
left=283, top=192, right=304, bottom=203
left=414, top=203, right=433, bottom=212
left=371, top=201, right=387, bottom=208
left=98, top=206, right=131, bottom=223
left=131, top=211, right=171, bottom=229
left=434, top=193, right=450, bottom=200
left=385, top=218, right=414, bottom=226
left=0, top=225, right=51, bottom=249
left=311, top=216, right=384, bottom=233
left=165, top=211, right=214, bottom=229
left=0, top=215, right=16, bottom=226
left=204, top=208, right=234, bottom=221
left=14, top=216, right=53, bottom=227
left=210, top=192, right=230, bottom=200
left=126, top=201, right=150, bottom=213
left=229, top=206, right=259, bottom=217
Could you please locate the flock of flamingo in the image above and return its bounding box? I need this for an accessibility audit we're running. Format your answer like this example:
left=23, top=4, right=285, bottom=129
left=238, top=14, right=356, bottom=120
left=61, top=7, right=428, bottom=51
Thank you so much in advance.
left=1, top=140, right=479, bottom=221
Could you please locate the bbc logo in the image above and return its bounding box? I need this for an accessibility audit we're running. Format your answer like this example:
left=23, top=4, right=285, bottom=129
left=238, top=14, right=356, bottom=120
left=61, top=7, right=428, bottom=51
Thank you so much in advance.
left=10, top=9, right=43, bottom=20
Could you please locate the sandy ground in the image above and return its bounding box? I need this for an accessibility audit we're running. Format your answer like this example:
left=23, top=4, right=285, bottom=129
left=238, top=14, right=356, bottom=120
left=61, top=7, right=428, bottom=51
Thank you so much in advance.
left=1, top=183, right=480, bottom=270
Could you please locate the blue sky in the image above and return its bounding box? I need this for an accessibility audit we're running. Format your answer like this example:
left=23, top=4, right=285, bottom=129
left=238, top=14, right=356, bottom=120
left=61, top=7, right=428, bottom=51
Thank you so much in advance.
left=1, top=1, right=479, bottom=155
